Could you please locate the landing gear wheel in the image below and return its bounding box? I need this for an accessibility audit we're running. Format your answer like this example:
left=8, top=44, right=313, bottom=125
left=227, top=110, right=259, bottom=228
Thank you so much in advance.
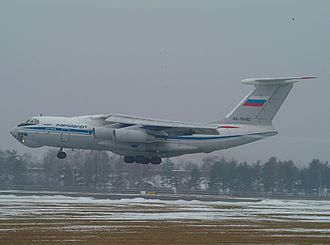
left=135, top=156, right=150, bottom=164
left=124, top=156, right=134, bottom=163
left=57, top=150, right=66, bottom=159
left=151, top=157, right=162, bottom=165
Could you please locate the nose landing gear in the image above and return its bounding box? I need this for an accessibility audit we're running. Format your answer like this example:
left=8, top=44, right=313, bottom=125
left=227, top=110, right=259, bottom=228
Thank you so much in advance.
left=57, top=148, right=67, bottom=159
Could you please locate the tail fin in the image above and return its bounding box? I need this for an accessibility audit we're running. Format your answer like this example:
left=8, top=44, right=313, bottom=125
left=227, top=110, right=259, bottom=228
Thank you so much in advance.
left=221, top=76, right=316, bottom=125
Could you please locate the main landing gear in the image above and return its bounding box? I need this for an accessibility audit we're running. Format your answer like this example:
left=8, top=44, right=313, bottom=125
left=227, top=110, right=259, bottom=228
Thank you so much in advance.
left=124, top=156, right=162, bottom=165
left=57, top=148, right=67, bottom=159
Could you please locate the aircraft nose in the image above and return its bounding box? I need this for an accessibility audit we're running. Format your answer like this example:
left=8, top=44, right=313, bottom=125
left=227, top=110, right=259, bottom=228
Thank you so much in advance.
left=10, top=127, right=18, bottom=139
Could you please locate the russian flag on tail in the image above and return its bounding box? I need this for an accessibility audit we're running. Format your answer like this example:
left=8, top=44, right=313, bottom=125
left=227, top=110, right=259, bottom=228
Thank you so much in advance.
left=243, top=98, right=267, bottom=107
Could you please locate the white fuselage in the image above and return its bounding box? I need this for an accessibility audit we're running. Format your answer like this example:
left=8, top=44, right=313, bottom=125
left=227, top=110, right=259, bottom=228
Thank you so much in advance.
left=10, top=115, right=277, bottom=158
left=10, top=76, right=313, bottom=162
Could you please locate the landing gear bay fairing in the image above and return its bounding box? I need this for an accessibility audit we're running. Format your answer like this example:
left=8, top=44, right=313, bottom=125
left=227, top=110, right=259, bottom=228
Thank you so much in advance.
left=10, top=77, right=315, bottom=164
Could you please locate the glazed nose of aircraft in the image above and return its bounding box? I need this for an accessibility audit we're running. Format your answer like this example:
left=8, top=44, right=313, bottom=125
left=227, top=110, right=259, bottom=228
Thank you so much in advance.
left=10, top=127, right=18, bottom=139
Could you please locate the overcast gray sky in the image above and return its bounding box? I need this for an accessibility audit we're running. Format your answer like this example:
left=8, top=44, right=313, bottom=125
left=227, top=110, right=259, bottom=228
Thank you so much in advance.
left=1, top=0, right=329, bottom=165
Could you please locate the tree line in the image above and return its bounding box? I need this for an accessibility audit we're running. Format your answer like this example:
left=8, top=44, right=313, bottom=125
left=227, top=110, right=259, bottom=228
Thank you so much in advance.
left=0, top=149, right=329, bottom=195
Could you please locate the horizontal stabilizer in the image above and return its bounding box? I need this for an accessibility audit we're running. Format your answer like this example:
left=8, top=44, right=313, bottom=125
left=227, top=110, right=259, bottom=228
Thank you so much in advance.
left=241, top=76, right=317, bottom=85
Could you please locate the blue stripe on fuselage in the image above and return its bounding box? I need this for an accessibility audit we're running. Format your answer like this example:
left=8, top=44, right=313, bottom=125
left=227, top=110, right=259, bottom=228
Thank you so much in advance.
left=21, top=126, right=92, bottom=135
left=155, top=132, right=269, bottom=141
left=20, top=126, right=273, bottom=141
left=164, top=135, right=240, bottom=140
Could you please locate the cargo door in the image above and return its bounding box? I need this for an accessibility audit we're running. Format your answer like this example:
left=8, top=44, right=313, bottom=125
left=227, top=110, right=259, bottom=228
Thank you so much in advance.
left=60, top=128, right=70, bottom=142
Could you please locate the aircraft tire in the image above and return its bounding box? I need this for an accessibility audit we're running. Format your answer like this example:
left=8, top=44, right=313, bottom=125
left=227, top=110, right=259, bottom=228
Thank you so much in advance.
left=57, top=151, right=66, bottom=159
left=150, top=157, right=162, bottom=164
left=135, top=156, right=150, bottom=164
left=124, top=156, right=134, bottom=163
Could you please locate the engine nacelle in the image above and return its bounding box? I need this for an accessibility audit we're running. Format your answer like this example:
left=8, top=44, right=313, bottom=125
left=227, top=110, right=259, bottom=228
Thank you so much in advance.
left=93, top=127, right=155, bottom=143
left=114, top=128, right=155, bottom=143
left=93, top=127, right=115, bottom=140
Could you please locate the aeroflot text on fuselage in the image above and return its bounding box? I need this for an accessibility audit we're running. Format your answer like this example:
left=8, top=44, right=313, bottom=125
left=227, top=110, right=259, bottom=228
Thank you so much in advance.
left=56, top=124, right=88, bottom=129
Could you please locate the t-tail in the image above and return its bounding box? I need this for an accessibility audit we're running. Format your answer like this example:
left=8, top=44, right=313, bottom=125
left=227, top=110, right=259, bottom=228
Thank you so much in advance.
left=221, top=76, right=316, bottom=125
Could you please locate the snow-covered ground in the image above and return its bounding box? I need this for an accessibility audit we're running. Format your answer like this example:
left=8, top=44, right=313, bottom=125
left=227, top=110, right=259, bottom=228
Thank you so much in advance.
left=0, top=194, right=329, bottom=223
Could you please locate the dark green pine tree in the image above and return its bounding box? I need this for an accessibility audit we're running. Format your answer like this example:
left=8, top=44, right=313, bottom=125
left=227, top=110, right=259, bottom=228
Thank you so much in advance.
left=189, top=167, right=201, bottom=190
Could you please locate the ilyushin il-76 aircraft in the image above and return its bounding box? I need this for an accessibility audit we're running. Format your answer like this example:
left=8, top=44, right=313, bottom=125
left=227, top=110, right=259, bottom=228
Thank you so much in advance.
left=10, top=76, right=315, bottom=164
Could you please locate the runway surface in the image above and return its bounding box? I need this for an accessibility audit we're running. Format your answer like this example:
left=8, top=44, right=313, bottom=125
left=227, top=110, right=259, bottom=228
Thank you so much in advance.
left=0, top=192, right=330, bottom=244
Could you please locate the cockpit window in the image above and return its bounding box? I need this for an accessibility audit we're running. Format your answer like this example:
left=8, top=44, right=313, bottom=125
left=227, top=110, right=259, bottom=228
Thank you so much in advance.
left=26, top=119, right=39, bottom=124
left=18, top=118, right=39, bottom=127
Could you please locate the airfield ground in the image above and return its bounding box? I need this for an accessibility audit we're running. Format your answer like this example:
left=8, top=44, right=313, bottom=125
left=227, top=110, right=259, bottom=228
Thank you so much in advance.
left=0, top=192, right=329, bottom=244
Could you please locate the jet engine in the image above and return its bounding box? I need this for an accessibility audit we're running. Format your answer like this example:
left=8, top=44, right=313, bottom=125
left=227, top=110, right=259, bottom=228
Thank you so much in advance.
left=93, top=127, right=155, bottom=142
left=114, top=128, right=155, bottom=142
left=93, top=127, right=115, bottom=140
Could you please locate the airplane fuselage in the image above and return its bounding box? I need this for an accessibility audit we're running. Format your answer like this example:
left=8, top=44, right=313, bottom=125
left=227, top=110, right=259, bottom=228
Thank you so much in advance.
left=10, top=115, right=277, bottom=160
left=10, top=76, right=313, bottom=164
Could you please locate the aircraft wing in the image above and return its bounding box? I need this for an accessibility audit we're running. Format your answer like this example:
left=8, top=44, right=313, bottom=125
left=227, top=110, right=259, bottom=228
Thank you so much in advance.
left=104, top=114, right=219, bottom=135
